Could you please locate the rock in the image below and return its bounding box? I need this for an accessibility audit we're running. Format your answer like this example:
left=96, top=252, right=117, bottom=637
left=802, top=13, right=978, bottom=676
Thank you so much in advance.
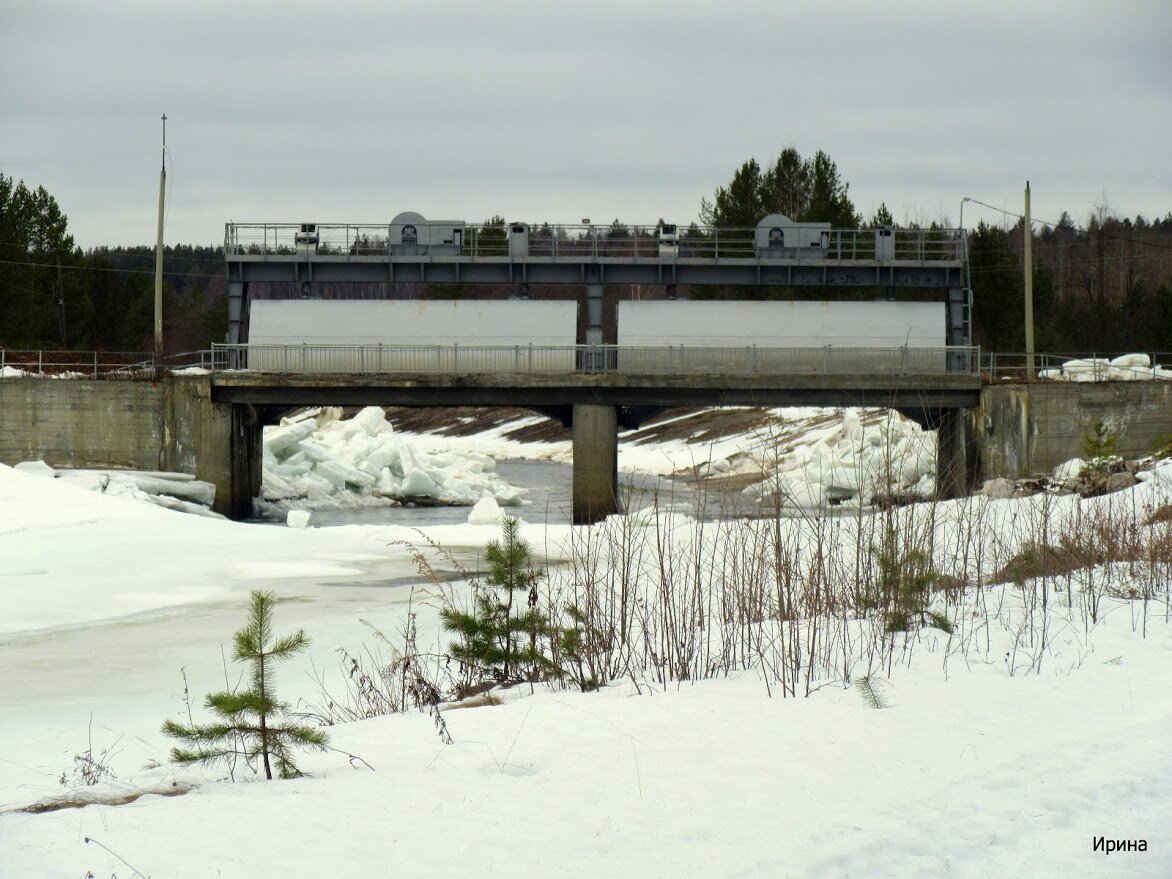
left=1105, top=471, right=1138, bottom=493
left=1052, top=458, right=1085, bottom=482
left=980, top=477, right=1015, bottom=499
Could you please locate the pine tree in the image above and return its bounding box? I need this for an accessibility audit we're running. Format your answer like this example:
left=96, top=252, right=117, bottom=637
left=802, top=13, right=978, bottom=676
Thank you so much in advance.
left=440, top=517, right=553, bottom=687
left=870, top=524, right=953, bottom=635
left=162, top=590, right=327, bottom=780
left=802, top=150, right=860, bottom=227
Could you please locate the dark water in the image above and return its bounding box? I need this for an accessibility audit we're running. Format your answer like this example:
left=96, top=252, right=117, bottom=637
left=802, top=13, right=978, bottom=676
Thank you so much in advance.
left=255, top=459, right=702, bottom=528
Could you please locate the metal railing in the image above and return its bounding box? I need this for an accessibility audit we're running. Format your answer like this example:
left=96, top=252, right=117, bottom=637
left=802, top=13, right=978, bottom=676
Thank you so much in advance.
left=0, top=349, right=157, bottom=378
left=205, top=343, right=980, bottom=377
left=224, top=222, right=965, bottom=263
left=982, top=351, right=1172, bottom=383
left=9, top=348, right=1171, bottom=383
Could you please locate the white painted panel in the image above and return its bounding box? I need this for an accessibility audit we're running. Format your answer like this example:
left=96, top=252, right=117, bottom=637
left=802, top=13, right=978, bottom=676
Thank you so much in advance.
left=247, top=300, right=577, bottom=372
left=617, top=301, right=944, bottom=347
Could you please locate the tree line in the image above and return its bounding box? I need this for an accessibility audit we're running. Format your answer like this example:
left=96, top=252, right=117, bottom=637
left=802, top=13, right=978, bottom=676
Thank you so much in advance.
left=3, top=153, right=1170, bottom=354
left=1, top=173, right=226, bottom=353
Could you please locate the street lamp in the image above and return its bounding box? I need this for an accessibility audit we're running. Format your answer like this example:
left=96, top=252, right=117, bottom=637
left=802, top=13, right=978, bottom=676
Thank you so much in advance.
left=959, top=194, right=974, bottom=293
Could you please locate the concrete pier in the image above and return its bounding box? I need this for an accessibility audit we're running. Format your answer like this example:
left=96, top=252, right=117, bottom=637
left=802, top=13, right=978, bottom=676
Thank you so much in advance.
left=572, top=404, right=619, bottom=524
left=934, top=407, right=972, bottom=499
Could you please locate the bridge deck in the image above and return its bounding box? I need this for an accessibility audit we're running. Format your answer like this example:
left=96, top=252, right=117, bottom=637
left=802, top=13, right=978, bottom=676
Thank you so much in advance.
left=209, top=370, right=981, bottom=411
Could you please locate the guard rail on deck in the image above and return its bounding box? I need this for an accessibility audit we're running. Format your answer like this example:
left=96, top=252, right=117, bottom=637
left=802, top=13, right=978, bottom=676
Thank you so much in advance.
left=202, top=344, right=980, bottom=376
left=224, top=222, right=965, bottom=263
left=0, top=349, right=156, bottom=378
left=10, top=349, right=1170, bottom=382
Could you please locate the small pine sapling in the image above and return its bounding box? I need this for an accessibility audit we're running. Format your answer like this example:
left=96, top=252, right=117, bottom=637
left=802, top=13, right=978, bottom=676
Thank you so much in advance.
left=1082, top=421, right=1122, bottom=474
left=162, top=590, right=327, bottom=780
left=871, top=523, right=953, bottom=635
left=441, top=517, right=555, bottom=687
left=555, top=604, right=607, bottom=692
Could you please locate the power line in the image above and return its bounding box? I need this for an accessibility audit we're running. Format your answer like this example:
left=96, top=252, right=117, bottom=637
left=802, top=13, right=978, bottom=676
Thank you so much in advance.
left=0, top=255, right=225, bottom=280
left=964, top=198, right=1172, bottom=252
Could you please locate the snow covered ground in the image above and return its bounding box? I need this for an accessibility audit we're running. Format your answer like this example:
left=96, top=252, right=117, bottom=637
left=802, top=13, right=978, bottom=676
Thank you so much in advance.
left=2, top=444, right=1171, bottom=876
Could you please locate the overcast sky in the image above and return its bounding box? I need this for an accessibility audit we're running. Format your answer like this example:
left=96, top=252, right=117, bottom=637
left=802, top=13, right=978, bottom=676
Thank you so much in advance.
left=2, top=0, right=1169, bottom=248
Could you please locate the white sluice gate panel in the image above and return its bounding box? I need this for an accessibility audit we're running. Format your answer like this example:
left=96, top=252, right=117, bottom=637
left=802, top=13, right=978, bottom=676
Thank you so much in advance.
left=248, top=300, right=578, bottom=371
left=617, top=301, right=944, bottom=347
left=616, top=301, right=946, bottom=373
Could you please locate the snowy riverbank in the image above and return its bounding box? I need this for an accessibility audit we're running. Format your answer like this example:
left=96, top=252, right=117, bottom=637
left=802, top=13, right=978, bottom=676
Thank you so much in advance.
left=2, top=454, right=1171, bottom=876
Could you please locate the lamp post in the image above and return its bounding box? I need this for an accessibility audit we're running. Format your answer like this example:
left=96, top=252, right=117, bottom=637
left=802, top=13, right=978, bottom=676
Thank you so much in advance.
left=959, top=196, right=975, bottom=287
left=959, top=196, right=972, bottom=260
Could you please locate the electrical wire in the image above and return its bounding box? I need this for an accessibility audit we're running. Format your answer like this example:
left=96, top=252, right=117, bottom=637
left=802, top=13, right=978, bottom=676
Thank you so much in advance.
left=963, top=197, right=1172, bottom=251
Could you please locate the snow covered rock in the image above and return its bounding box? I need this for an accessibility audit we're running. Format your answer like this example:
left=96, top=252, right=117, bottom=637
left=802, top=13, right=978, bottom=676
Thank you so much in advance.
left=980, top=478, right=1015, bottom=499
left=1053, top=458, right=1085, bottom=482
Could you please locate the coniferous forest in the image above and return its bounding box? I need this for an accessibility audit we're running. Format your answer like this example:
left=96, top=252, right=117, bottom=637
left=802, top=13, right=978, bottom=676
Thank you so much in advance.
left=2, top=152, right=1170, bottom=354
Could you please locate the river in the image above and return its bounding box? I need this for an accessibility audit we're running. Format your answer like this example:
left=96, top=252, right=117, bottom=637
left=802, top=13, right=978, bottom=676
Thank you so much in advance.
left=252, top=459, right=704, bottom=528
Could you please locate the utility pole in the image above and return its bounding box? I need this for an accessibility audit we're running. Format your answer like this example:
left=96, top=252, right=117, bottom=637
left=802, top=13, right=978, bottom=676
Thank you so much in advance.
left=154, top=114, right=167, bottom=369
left=55, top=256, right=67, bottom=347
left=1023, top=181, right=1034, bottom=380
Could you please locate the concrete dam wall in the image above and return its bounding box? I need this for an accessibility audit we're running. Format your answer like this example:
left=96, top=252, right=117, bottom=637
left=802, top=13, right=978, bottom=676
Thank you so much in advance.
left=974, top=382, right=1172, bottom=480
left=1, top=376, right=1169, bottom=516
left=0, top=376, right=259, bottom=517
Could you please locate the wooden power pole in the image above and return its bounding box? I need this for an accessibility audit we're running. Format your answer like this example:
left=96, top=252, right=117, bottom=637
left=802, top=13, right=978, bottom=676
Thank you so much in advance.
left=1024, top=181, right=1034, bottom=380
left=154, top=114, right=167, bottom=368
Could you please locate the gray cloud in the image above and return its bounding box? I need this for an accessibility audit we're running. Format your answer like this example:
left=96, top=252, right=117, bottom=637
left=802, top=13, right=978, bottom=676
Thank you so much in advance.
left=2, top=0, right=1169, bottom=247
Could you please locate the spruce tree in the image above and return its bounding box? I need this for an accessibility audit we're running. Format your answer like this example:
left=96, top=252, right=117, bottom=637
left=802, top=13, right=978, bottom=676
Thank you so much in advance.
left=162, top=590, right=327, bottom=780
left=440, top=517, right=553, bottom=686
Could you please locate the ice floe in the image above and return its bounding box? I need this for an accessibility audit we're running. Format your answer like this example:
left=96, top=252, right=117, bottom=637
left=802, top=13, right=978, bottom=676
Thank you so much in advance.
left=260, top=406, right=525, bottom=513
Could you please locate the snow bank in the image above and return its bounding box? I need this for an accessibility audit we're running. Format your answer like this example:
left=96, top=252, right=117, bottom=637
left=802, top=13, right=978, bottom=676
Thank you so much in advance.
left=1043, top=353, right=1172, bottom=382
left=261, top=406, right=525, bottom=512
